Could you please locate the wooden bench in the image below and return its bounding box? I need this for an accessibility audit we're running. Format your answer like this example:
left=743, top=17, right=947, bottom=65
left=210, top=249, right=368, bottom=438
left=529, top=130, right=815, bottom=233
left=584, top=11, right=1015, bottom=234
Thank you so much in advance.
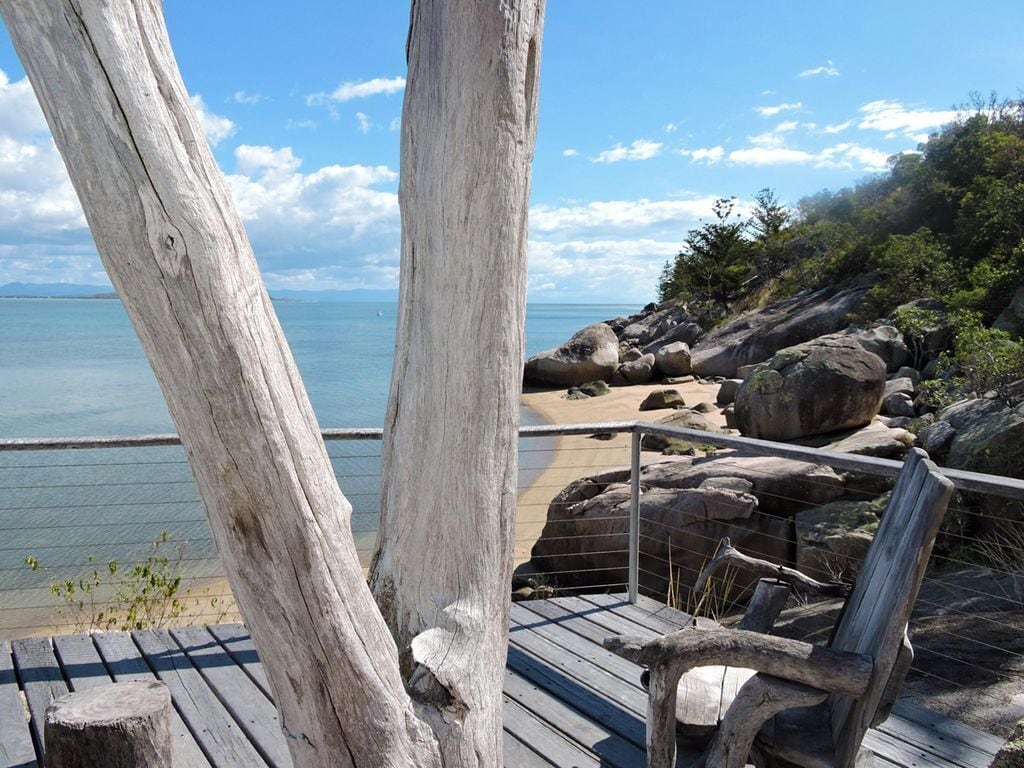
left=606, top=447, right=955, bottom=768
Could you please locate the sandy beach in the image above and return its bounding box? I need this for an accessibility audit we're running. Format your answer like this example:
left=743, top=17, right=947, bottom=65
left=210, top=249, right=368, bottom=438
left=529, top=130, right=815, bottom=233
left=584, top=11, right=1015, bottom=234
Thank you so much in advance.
left=514, top=379, right=723, bottom=564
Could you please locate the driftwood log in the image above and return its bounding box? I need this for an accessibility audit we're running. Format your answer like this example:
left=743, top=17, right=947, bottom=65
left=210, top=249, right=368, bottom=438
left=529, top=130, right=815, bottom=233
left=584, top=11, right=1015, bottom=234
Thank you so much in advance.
left=44, top=681, right=172, bottom=768
left=696, top=537, right=849, bottom=599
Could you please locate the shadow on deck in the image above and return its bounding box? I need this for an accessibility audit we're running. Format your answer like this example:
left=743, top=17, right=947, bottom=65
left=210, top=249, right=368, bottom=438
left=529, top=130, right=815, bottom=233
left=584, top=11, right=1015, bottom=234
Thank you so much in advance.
left=0, top=594, right=1004, bottom=767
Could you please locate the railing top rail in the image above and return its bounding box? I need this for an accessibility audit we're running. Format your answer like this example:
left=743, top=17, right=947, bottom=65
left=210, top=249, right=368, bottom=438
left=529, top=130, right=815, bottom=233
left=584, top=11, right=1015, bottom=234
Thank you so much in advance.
left=1, top=420, right=1021, bottom=501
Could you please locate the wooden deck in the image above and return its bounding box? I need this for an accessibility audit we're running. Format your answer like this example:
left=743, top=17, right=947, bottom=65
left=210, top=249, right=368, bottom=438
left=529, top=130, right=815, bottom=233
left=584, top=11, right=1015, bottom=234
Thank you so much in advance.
left=0, top=594, right=1004, bottom=767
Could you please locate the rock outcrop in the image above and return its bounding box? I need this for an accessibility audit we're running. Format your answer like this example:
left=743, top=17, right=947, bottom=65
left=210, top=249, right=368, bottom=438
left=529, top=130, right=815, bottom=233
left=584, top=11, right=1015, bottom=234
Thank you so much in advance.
left=734, top=336, right=887, bottom=440
left=689, top=285, right=868, bottom=377
left=653, top=342, right=692, bottom=377
left=524, top=323, right=619, bottom=387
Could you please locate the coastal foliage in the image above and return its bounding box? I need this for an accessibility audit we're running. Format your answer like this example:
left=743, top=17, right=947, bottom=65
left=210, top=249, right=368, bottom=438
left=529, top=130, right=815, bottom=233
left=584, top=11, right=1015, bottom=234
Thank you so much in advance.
left=659, top=96, right=1024, bottom=330
left=24, top=531, right=233, bottom=633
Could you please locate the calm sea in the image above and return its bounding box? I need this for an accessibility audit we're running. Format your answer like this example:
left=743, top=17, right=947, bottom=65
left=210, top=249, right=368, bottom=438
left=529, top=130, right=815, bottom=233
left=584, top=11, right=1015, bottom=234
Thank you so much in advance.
left=0, top=298, right=636, bottom=627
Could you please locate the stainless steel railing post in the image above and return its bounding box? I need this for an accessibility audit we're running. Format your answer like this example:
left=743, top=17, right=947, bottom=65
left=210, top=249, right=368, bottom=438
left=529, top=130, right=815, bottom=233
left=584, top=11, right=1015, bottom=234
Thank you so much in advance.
left=628, top=427, right=641, bottom=604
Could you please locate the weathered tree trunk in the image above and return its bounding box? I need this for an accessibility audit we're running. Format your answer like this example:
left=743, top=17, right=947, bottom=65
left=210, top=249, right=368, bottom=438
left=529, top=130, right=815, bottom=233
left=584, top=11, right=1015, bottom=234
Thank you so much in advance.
left=370, top=1, right=545, bottom=764
left=0, top=2, right=439, bottom=765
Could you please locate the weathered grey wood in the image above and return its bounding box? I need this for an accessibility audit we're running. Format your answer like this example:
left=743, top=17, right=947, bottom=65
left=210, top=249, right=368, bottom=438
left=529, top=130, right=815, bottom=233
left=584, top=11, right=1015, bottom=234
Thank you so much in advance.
left=53, top=635, right=113, bottom=692
left=872, top=707, right=998, bottom=767
left=505, top=644, right=648, bottom=750
left=829, top=449, right=954, bottom=766
left=501, top=727, right=557, bottom=768
left=738, top=579, right=792, bottom=632
left=369, top=0, right=545, bottom=764
left=10, top=637, right=68, bottom=757
left=503, top=698, right=600, bottom=767
left=605, top=629, right=873, bottom=697
left=605, top=628, right=873, bottom=768
left=504, top=669, right=644, bottom=767
left=574, top=593, right=693, bottom=637
left=890, top=700, right=1006, bottom=755
left=91, top=631, right=211, bottom=768
left=695, top=538, right=848, bottom=599
left=510, top=604, right=644, bottom=688
left=132, top=629, right=269, bottom=768
left=205, top=623, right=272, bottom=699
left=44, top=681, right=172, bottom=768
left=0, top=2, right=436, bottom=766
left=703, top=676, right=827, bottom=768
left=170, top=626, right=291, bottom=768
left=0, top=640, right=37, bottom=768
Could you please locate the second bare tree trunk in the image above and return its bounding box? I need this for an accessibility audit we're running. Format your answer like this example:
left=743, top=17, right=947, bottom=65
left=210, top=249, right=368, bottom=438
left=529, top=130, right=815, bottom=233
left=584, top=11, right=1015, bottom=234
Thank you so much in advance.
left=372, top=1, right=545, bottom=764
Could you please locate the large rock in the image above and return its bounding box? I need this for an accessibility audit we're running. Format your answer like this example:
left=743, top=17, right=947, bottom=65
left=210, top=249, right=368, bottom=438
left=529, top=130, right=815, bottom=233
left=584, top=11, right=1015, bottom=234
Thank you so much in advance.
left=643, top=322, right=704, bottom=354
left=994, top=284, right=1024, bottom=338
left=619, top=353, right=656, bottom=384
left=796, top=500, right=881, bottom=582
left=825, top=421, right=913, bottom=459
left=640, top=408, right=721, bottom=453
left=689, top=285, right=868, bottom=377
left=734, top=337, right=887, bottom=440
left=846, top=325, right=909, bottom=373
left=654, top=342, right=692, bottom=377
left=524, top=323, right=619, bottom=387
left=520, top=454, right=850, bottom=596
left=639, top=389, right=685, bottom=411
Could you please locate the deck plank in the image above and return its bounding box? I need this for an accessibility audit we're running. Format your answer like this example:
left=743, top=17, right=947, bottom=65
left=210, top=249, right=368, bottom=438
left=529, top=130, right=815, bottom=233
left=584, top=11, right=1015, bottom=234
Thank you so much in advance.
left=10, top=637, right=67, bottom=758
left=0, top=640, right=36, bottom=768
left=171, top=625, right=291, bottom=768
left=511, top=602, right=647, bottom=689
left=93, top=630, right=212, bottom=768
left=503, top=696, right=601, bottom=767
left=502, top=725, right=558, bottom=767
left=52, top=634, right=111, bottom=691
left=0, top=599, right=1003, bottom=768
left=505, top=666, right=646, bottom=768
left=205, top=623, right=272, bottom=698
left=133, top=629, right=269, bottom=768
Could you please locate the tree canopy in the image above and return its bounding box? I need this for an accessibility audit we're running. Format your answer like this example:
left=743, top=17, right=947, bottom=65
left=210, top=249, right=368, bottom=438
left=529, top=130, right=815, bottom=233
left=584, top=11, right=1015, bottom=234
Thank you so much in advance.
left=659, top=97, right=1024, bottom=329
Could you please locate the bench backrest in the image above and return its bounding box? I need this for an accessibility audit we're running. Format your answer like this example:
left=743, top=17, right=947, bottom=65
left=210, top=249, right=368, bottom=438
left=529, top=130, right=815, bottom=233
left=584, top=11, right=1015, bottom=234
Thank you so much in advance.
left=826, top=447, right=953, bottom=765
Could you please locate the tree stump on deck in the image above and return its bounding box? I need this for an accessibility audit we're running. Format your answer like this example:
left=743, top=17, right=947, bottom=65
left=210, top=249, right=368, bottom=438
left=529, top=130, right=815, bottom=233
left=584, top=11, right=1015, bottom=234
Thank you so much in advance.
left=44, top=680, right=172, bottom=768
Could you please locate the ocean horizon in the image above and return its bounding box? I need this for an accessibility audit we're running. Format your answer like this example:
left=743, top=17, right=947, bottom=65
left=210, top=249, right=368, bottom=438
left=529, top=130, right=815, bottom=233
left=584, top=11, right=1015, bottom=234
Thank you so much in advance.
left=0, top=297, right=639, bottom=632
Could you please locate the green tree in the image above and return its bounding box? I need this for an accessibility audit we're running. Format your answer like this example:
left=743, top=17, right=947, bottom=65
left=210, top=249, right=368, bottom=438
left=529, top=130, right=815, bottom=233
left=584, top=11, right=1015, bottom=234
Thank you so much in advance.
left=748, top=187, right=791, bottom=282
left=659, top=197, right=752, bottom=319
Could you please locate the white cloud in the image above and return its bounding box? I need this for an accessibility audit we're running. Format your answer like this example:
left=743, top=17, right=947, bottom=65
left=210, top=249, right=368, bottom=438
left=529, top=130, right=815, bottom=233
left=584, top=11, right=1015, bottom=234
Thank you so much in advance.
left=356, top=112, right=372, bottom=134
left=285, top=118, right=317, bottom=130
left=562, top=148, right=578, bottom=157
left=307, top=76, right=406, bottom=105
left=389, top=117, right=401, bottom=132
left=858, top=100, right=957, bottom=135
left=678, top=145, right=724, bottom=165
left=189, top=94, right=236, bottom=147
left=775, top=120, right=800, bottom=133
left=590, top=139, right=662, bottom=163
left=799, top=60, right=840, bottom=78
left=226, top=144, right=400, bottom=278
left=530, top=196, right=733, bottom=235
left=816, top=143, right=892, bottom=173
left=726, top=140, right=892, bottom=172
left=729, top=146, right=815, bottom=166
left=754, top=101, right=802, bottom=118
left=664, top=122, right=678, bottom=133
left=823, top=120, right=852, bottom=134
left=231, top=90, right=267, bottom=105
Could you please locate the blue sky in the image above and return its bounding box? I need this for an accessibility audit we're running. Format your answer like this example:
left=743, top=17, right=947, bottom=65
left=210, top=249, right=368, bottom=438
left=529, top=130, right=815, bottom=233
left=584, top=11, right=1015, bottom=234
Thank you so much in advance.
left=0, top=1, right=1021, bottom=303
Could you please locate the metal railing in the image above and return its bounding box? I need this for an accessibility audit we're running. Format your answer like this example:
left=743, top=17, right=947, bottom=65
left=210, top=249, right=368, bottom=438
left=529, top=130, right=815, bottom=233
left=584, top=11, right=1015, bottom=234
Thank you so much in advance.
left=3, top=420, right=1024, bottom=734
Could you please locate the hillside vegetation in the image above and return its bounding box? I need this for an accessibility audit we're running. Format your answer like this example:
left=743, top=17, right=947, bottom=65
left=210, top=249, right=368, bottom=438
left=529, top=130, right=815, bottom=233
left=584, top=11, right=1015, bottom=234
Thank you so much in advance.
left=658, top=97, right=1024, bottom=407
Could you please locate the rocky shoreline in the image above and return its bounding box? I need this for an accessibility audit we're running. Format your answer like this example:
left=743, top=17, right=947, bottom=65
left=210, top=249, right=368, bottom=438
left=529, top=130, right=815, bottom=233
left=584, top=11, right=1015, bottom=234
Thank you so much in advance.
left=515, top=287, right=1024, bottom=738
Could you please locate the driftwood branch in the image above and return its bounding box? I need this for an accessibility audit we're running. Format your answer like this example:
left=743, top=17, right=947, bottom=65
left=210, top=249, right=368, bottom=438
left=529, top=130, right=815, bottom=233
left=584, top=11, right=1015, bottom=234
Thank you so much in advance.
left=700, top=675, right=827, bottom=768
left=738, top=578, right=791, bottom=633
left=696, top=537, right=849, bottom=599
